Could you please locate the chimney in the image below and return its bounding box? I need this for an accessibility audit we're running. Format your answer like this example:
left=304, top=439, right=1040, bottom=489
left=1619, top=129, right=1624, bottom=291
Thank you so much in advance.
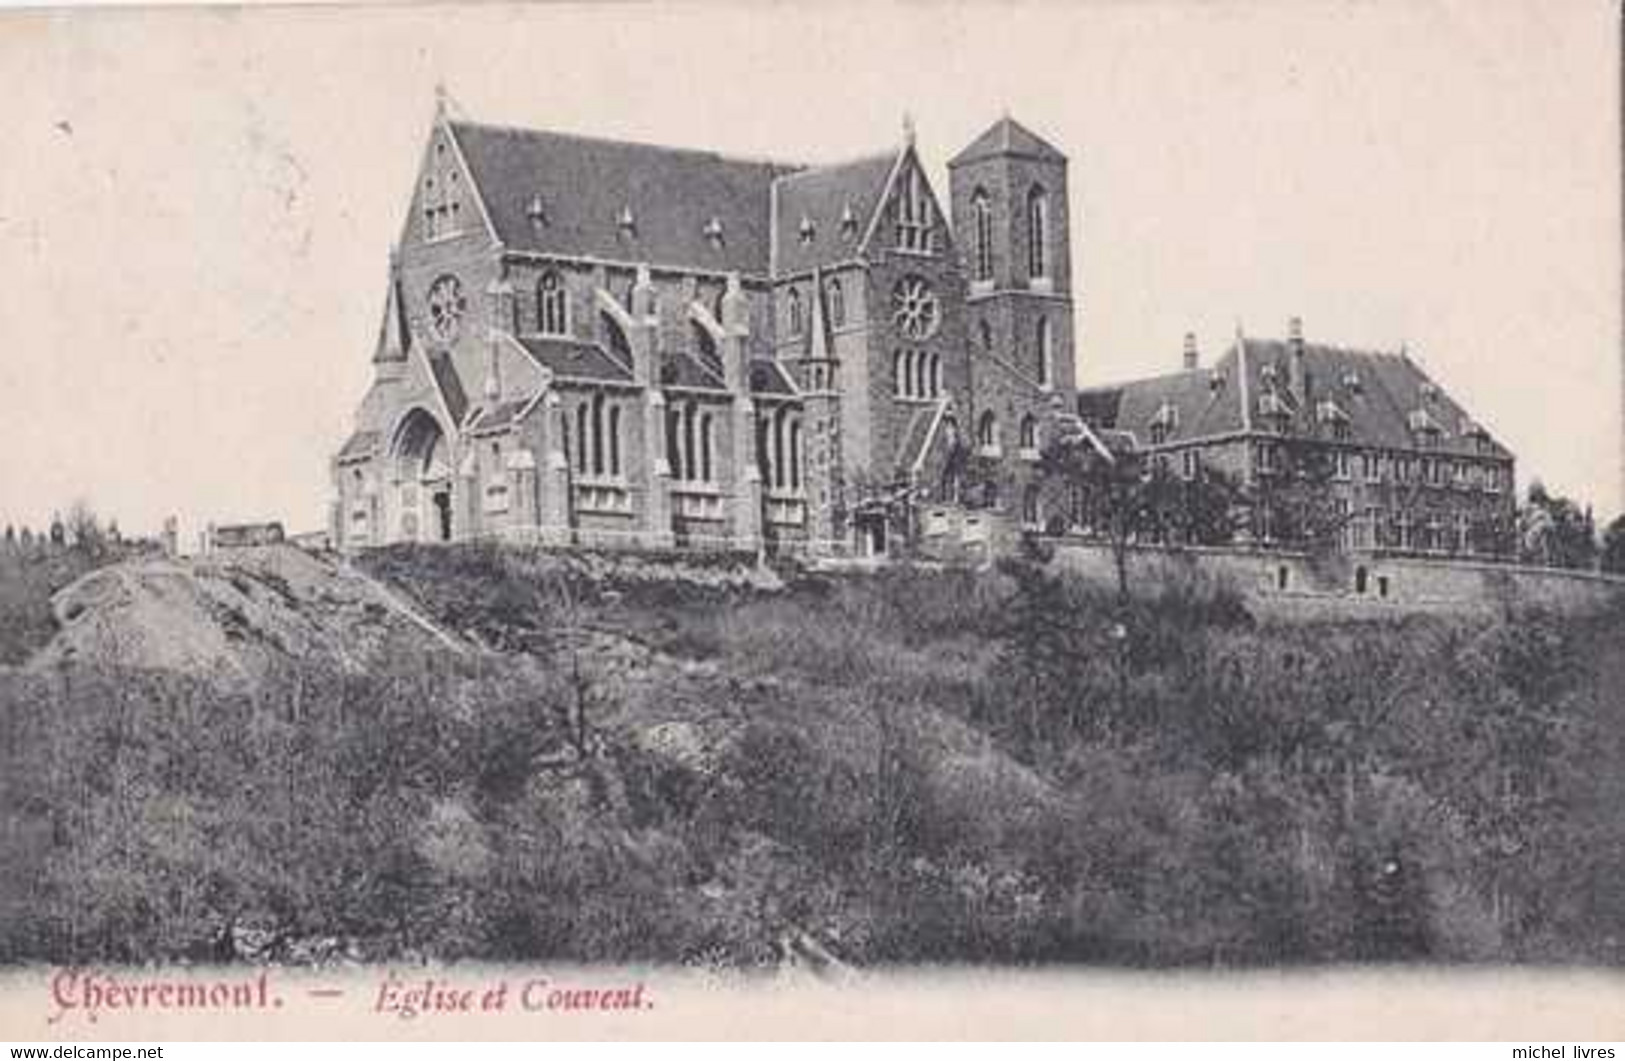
left=1287, top=316, right=1306, bottom=404
left=1182, top=332, right=1198, bottom=371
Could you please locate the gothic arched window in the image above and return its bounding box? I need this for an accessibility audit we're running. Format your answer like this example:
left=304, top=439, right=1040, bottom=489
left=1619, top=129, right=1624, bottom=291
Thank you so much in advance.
left=700, top=413, right=714, bottom=483
left=1036, top=316, right=1053, bottom=388
left=666, top=407, right=684, bottom=480
left=929, top=353, right=942, bottom=397
left=1027, top=186, right=1049, bottom=280
left=575, top=403, right=590, bottom=474
left=914, top=351, right=928, bottom=398
left=607, top=405, right=622, bottom=476
left=788, top=420, right=802, bottom=491
left=971, top=187, right=993, bottom=281
left=894, top=350, right=907, bottom=397
left=590, top=394, right=606, bottom=476
left=683, top=401, right=699, bottom=484
left=1020, top=414, right=1038, bottom=451
left=977, top=410, right=999, bottom=449
left=827, top=277, right=846, bottom=329
left=537, top=270, right=567, bottom=335
left=787, top=288, right=804, bottom=338
left=979, top=319, right=994, bottom=354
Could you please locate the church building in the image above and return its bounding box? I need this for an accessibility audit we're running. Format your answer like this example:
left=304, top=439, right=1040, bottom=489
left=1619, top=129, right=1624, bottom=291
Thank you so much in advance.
left=332, top=100, right=1082, bottom=556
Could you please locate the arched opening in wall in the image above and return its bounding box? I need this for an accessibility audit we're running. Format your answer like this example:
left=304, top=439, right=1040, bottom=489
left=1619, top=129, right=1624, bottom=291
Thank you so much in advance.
left=392, top=407, right=453, bottom=542
left=977, top=410, right=998, bottom=450
left=693, top=320, right=718, bottom=366
left=1027, top=185, right=1050, bottom=280
left=914, top=351, right=928, bottom=398
left=1036, top=317, right=1053, bottom=388
left=1378, top=575, right=1391, bottom=599
left=538, top=270, right=568, bottom=336
left=1354, top=566, right=1369, bottom=595
left=929, top=353, right=942, bottom=397
left=971, top=187, right=993, bottom=281
left=1019, top=415, right=1038, bottom=451
left=893, top=350, right=907, bottom=397
left=602, top=311, right=632, bottom=368
left=700, top=412, right=715, bottom=483
left=1276, top=565, right=1290, bottom=592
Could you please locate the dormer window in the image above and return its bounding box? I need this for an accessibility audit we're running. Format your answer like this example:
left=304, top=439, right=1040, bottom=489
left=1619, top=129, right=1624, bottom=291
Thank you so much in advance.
left=839, top=202, right=859, bottom=239
left=617, top=205, right=637, bottom=237
left=703, top=216, right=725, bottom=248
left=798, top=215, right=816, bottom=245
left=527, top=194, right=548, bottom=228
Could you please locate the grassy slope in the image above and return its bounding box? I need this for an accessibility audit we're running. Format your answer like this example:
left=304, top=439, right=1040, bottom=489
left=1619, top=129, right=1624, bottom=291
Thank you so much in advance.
left=2, top=541, right=1622, bottom=968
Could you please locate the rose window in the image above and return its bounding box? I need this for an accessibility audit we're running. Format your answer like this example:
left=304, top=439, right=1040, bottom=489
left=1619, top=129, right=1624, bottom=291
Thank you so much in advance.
left=891, top=276, right=940, bottom=340
left=427, top=275, right=466, bottom=343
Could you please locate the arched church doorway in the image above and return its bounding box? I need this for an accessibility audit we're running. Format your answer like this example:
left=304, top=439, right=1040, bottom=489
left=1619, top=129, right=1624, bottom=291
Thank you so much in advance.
left=393, top=408, right=455, bottom=543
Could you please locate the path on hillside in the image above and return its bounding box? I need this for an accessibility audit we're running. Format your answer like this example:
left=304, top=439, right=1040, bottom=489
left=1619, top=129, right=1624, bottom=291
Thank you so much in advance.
left=335, top=558, right=472, bottom=657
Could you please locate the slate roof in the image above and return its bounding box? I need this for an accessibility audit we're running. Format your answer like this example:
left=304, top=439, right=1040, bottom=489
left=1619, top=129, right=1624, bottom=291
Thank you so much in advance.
left=748, top=359, right=799, bottom=398
left=336, top=430, right=380, bottom=462
left=1077, top=338, right=1512, bottom=460
left=659, top=349, right=727, bottom=391
left=426, top=350, right=469, bottom=426
left=512, top=335, right=635, bottom=384
left=949, top=116, right=1066, bottom=168
left=772, top=152, right=897, bottom=275
left=450, top=120, right=797, bottom=275
left=467, top=396, right=536, bottom=434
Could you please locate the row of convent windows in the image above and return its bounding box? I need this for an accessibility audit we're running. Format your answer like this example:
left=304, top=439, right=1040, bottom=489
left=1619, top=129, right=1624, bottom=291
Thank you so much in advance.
left=565, top=395, right=804, bottom=494
left=968, top=185, right=1052, bottom=283
left=974, top=411, right=1040, bottom=453
left=525, top=268, right=856, bottom=348
left=784, top=279, right=847, bottom=339
left=894, top=350, right=943, bottom=399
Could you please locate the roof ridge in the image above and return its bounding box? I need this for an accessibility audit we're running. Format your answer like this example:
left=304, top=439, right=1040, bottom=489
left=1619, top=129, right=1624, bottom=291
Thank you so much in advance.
left=449, top=117, right=806, bottom=172
left=773, top=148, right=898, bottom=186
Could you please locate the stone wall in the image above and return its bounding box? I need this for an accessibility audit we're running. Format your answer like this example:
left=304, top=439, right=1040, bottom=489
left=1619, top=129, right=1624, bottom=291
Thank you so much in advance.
left=1044, top=537, right=1625, bottom=618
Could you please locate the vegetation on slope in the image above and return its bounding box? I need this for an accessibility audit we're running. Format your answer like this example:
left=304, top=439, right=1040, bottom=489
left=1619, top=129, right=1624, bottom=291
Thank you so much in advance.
left=1, top=542, right=1622, bottom=968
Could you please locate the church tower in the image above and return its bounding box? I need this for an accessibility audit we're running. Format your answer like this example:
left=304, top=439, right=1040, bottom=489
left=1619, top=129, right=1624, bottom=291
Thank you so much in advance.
left=947, top=117, right=1077, bottom=398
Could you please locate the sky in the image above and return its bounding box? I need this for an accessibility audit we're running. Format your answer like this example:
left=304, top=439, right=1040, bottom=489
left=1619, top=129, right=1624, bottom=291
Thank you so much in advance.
left=0, top=0, right=1618, bottom=538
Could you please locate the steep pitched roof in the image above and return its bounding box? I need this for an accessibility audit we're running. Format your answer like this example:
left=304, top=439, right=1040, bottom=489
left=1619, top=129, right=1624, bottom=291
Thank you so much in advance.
left=1079, top=338, right=1512, bottom=460
left=449, top=120, right=797, bottom=275
left=467, top=396, right=535, bottom=435
left=772, top=151, right=897, bottom=274
left=748, top=359, right=799, bottom=398
left=336, top=429, right=380, bottom=462
left=426, top=350, right=469, bottom=425
left=949, top=116, right=1066, bottom=168
left=512, top=335, right=635, bottom=384
left=373, top=266, right=411, bottom=363
left=659, top=349, right=727, bottom=391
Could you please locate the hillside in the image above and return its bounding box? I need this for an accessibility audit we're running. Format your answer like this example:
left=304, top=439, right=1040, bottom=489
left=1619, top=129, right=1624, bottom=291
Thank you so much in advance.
left=2, top=542, right=1623, bottom=969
